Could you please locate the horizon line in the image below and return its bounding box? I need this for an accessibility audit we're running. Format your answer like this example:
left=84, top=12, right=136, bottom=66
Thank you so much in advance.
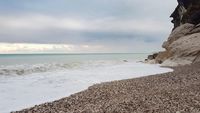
left=0, top=52, right=151, bottom=55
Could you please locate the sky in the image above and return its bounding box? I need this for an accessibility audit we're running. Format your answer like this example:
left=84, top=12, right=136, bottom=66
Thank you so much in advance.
left=0, top=0, right=177, bottom=53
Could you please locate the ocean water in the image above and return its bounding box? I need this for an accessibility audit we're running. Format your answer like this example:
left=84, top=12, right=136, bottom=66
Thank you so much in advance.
left=0, top=53, right=173, bottom=113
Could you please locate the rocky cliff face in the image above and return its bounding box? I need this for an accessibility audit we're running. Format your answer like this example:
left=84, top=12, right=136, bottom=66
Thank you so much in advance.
left=147, top=0, right=200, bottom=66
left=171, top=0, right=200, bottom=29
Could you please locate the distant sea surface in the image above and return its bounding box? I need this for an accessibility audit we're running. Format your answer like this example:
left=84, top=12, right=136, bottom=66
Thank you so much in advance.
left=0, top=53, right=147, bottom=66
left=0, top=53, right=173, bottom=113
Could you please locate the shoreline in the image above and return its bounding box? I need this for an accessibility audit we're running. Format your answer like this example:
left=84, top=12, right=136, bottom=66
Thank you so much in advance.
left=0, top=62, right=172, bottom=113
left=13, top=62, right=200, bottom=113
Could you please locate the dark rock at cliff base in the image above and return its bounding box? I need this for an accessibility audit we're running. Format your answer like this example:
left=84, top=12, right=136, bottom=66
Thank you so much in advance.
left=147, top=53, right=158, bottom=60
left=123, top=60, right=128, bottom=62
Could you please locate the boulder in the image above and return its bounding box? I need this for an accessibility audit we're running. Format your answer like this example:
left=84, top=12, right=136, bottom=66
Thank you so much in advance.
left=147, top=53, right=158, bottom=60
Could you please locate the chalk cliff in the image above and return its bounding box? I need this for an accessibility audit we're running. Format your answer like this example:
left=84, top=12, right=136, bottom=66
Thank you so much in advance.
left=147, top=0, right=200, bottom=66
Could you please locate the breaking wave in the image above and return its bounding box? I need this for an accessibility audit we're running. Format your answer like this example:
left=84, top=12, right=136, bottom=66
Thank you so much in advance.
left=0, top=60, right=123, bottom=76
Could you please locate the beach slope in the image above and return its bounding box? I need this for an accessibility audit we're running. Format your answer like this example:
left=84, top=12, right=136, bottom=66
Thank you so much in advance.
left=13, top=62, right=200, bottom=113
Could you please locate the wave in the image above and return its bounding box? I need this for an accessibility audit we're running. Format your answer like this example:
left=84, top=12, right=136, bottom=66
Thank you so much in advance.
left=0, top=61, right=173, bottom=113
left=0, top=60, right=124, bottom=76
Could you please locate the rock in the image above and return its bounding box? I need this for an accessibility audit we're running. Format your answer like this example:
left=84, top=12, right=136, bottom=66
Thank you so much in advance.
left=123, top=60, right=128, bottom=62
left=161, top=57, right=193, bottom=67
left=194, top=52, right=200, bottom=63
left=152, top=0, right=200, bottom=67
left=145, top=53, right=160, bottom=64
left=147, top=53, right=159, bottom=60
left=147, top=55, right=154, bottom=60
left=155, top=51, right=172, bottom=63
left=171, top=0, right=200, bottom=30
left=147, top=54, right=156, bottom=60
left=146, top=59, right=156, bottom=64
left=162, top=23, right=194, bottom=49
left=189, top=24, right=200, bottom=34
left=169, top=33, right=200, bottom=57
left=158, top=28, right=200, bottom=67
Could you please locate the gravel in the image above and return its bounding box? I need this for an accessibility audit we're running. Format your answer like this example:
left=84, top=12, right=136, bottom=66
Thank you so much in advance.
left=13, top=63, right=200, bottom=113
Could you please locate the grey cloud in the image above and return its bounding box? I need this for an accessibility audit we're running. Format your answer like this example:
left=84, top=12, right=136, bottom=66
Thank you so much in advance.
left=0, top=0, right=177, bottom=53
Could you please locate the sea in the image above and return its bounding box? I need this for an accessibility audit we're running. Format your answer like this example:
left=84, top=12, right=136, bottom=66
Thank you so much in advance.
left=0, top=53, right=173, bottom=113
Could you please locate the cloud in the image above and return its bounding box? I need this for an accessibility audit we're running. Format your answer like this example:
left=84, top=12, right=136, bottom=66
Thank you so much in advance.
left=0, top=14, right=170, bottom=43
left=0, top=14, right=171, bottom=53
left=0, top=15, right=170, bottom=44
left=0, top=15, right=86, bottom=31
left=0, top=15, right=168, bottom=33
left=0, top=0, right=177, bottom=19
left=0, top=0, right=177, bottom=53
left=0, top=43, right=106, bottom=53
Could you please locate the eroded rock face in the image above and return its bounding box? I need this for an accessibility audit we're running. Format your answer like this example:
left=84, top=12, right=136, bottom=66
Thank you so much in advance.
left=171, top=0, right=200, bottom=29
left=161, top=24, right=200, bottom=66
left=194, top=53, right=200, bottom=63
left=147, top=0, right=200, bottom=66
left=162, top=23, right=194, bottom=49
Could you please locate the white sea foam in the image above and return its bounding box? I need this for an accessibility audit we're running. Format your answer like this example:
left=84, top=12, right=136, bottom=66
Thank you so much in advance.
left=0, top=60, right=123, bottom=76
left=0, top=61, right=173, bottom=113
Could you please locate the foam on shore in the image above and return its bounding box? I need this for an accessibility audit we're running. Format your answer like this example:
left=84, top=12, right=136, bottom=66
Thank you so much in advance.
left=0, top=62, right=172, bottom=113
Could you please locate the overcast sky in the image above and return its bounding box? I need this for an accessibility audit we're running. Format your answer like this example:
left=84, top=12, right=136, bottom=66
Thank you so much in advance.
left=0, top=0, right=177, bottom=53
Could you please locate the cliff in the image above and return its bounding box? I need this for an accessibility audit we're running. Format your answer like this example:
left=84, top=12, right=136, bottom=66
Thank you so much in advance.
left=147, top=0, right=200, bottom=66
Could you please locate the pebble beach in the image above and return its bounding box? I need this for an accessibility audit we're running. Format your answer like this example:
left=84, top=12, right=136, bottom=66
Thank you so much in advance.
left=13, top=62, right=200, bottom=113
